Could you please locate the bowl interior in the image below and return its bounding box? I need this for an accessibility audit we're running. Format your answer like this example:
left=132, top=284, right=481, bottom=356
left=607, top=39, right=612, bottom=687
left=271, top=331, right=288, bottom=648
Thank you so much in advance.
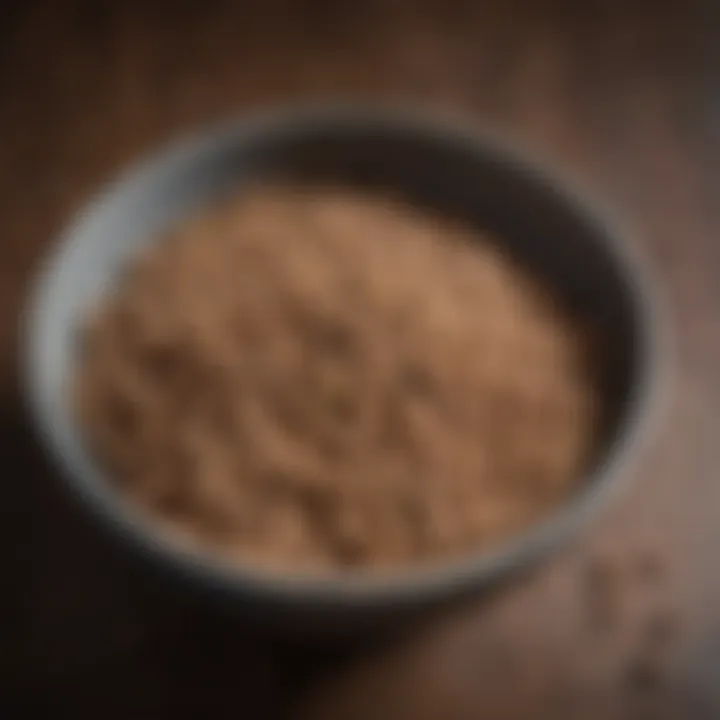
left=26, top=112, right=649, bottom=602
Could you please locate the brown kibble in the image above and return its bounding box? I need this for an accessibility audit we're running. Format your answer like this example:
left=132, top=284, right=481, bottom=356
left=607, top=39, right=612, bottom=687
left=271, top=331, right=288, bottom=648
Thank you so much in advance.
left=635, top=551, right=666, bottom=584
left=625, top=609, right=678, bottom=696
left=74, top=187, right=599, bottom=572
left=584, top=555, right=623, bottom=632
left=625, top=653, right=664, bottom=692
left=643, top=609, right=679, bottom=655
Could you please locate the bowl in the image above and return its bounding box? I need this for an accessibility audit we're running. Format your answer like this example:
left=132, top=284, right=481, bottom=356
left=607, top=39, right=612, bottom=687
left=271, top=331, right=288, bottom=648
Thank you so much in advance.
left=24, top=106, right=662, bottom=633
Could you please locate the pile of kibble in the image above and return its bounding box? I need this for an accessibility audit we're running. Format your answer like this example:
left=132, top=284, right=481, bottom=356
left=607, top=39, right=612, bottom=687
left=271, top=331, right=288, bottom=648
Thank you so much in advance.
left=75, top=187, right=598, bottom=570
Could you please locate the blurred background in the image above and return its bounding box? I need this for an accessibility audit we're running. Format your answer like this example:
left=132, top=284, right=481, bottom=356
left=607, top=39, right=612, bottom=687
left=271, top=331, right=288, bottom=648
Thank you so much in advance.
left=1, top=0, right=719, bottom=717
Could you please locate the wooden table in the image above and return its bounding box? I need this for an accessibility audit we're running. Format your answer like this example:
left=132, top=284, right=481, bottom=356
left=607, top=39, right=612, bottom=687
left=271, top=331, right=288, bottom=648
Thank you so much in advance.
left=1, top=1, right=718, bottom=717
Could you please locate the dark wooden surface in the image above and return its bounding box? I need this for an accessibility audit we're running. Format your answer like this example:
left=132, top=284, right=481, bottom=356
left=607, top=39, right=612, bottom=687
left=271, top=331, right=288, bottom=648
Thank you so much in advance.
left=1, top=1, right=719, bottom=717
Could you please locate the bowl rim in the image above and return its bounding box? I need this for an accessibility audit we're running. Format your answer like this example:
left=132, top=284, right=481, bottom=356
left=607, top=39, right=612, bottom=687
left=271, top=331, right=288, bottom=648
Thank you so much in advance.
left=22, top=104, right=668, bottom=608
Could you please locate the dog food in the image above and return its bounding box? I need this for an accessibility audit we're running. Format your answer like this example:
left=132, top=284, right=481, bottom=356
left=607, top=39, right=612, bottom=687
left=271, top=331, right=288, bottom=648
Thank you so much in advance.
left=75, top=187, right=598, bottom=570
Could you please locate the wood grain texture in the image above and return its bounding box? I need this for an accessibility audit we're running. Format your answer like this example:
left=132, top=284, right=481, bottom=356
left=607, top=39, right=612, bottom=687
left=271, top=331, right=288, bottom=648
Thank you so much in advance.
left=1, top=1, right=718, bottom=717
